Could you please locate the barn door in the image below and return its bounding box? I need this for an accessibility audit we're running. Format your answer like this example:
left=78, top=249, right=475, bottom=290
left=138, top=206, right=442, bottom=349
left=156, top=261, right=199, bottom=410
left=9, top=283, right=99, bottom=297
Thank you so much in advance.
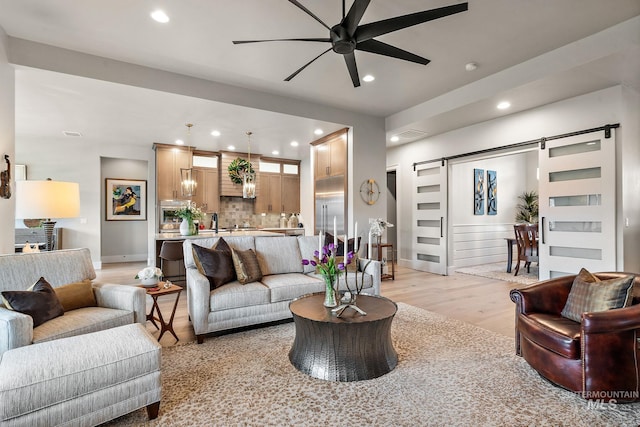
left=412, top=161, right=448, bottom=274
left=538, top=129, right=616, bottom=280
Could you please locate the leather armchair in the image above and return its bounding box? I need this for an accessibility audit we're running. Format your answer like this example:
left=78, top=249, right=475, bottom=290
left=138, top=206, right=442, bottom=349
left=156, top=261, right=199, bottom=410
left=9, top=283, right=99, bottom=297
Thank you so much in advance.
left=510, top=272, right=640, bottom=402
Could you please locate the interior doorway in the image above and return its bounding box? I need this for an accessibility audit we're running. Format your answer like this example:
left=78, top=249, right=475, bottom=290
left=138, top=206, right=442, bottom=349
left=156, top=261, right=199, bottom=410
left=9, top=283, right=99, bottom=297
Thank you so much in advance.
left=386, top=170, right=397, bottom=249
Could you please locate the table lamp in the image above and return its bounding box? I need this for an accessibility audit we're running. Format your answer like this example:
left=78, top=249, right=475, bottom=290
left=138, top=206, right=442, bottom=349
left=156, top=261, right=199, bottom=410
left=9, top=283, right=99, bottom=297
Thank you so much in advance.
left=15, top=179, right=80, bottom=251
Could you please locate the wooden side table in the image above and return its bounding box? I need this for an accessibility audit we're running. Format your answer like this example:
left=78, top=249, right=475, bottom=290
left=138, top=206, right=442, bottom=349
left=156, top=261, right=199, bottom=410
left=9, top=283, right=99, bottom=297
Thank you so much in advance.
left=141, top=282, right=182, bottom=342
left=365, top=242, right=395, bottom=280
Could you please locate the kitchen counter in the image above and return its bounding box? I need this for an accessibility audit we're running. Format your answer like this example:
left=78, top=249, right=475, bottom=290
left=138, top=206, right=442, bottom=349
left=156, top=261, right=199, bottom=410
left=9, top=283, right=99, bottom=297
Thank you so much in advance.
left=155, top=230, right=282, bottom=241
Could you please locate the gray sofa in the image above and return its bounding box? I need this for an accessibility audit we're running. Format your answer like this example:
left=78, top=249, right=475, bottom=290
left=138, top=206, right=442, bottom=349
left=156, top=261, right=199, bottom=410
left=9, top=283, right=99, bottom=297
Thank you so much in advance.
left=183, top=235, right=381, bottom=343
left=0, top=248, right=147, bottom=355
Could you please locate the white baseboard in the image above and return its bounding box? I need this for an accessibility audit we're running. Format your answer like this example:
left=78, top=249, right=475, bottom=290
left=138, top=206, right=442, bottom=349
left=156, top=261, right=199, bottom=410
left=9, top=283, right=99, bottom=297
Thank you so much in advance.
left=101, top=254, right=148, bottom=264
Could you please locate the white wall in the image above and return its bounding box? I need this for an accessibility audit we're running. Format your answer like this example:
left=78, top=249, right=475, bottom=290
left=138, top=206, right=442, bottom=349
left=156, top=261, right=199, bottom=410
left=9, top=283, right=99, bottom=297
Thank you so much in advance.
left=0, top=26, right=14, bottom=254
left=100, top=157, right=149, bottom=263
left=620, top=86, right=640, bottom=272
left=387, top=86, right=639, bottom=271
left=15, top=130, right=157, bottom=267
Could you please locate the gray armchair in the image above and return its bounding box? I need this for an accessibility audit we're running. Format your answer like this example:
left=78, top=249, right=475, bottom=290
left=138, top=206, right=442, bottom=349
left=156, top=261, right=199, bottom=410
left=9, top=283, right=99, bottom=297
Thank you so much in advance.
left=0, top=248, right=146, bottom=355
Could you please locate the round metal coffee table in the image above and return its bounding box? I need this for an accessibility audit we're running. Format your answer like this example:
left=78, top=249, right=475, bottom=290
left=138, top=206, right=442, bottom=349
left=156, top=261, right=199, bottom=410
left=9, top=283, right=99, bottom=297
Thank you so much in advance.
left=288, top=293, right=398, bottom=382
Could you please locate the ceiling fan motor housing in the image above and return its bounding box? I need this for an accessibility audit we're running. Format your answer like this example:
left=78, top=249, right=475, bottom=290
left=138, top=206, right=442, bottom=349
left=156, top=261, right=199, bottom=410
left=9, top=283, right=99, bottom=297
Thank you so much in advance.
left=330, top=25, right=356, bottom=54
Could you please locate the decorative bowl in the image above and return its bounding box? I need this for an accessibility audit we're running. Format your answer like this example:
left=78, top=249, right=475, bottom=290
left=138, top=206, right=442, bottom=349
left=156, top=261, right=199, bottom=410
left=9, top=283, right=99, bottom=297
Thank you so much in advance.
left=140, top=277, right=159, bottom=287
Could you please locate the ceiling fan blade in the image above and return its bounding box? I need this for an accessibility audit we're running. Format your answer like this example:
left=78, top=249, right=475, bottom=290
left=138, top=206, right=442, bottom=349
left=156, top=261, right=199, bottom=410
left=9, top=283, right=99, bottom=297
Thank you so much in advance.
left=342, top=0, right=371, bottom=36
left=343, top=52, right=360, bottom=88
left=233, top=38, right=331, bottom=45
left=284, top=47, right=333, bottom=82
left=355, top=2, right=468, bottom=42
left=289, top=0, right=332, bottom=31
left=357, top=39, right=430, bottom=65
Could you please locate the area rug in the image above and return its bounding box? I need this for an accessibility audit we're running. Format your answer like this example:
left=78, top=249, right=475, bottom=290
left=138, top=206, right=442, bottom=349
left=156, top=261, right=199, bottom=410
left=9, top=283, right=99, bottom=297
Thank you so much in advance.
left=108, top=304, right=639, bottom=426
left=455, top=261, right=539, bottom=285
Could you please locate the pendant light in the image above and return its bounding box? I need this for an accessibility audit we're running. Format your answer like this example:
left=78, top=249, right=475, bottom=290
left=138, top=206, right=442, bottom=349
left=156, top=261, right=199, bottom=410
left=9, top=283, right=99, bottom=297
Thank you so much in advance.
left=180, top=123, right=198, bottom=197
left=242, top=131, right=256, bottom=199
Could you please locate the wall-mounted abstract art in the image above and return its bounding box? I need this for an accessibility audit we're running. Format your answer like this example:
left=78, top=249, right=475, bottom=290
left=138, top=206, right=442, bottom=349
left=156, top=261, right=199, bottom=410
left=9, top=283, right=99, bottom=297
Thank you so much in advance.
left=473, top=168, right=484, bottom=215
left=487, top=170, right=497, bottom=215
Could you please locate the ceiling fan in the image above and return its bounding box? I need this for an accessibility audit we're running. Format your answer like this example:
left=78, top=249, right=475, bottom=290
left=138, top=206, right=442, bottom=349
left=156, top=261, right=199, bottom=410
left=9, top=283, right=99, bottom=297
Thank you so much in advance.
left=233, top=0, right=468, bottom=87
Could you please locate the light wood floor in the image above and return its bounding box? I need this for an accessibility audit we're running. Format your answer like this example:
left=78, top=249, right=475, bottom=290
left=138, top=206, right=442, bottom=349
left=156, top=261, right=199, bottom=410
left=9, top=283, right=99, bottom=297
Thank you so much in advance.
left=96, top=262, right=523, bottom=347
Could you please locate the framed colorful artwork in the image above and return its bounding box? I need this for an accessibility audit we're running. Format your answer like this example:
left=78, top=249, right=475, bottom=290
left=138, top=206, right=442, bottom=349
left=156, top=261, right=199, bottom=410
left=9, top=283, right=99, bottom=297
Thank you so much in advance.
left=106, top=178, right=147, bottom=221
left=487, top=170, right=497, bottom=215
left=473, top=168, right=484, bottom=215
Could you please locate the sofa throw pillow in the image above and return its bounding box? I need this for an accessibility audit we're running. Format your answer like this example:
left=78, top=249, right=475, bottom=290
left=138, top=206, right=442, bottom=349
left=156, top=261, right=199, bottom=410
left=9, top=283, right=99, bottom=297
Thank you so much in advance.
left=1, top=277, right=65, bottom=327
left=325, top=233, right=362, bottom=258
left=53, top=279, right=97, bottom=312
left=561, top=268, right=635, bottom=323
left=231, top=248, right=263, bottom=284
left=192, top=242, right=236, bottom=290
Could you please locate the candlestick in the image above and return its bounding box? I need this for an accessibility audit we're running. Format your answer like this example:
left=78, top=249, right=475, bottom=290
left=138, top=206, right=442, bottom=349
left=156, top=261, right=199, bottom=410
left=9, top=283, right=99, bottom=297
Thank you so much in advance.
left=368, top=230, right=372, bottom=259
left=318, top=231, right=323, bottom=256
left=354, top=221, right=358, bottom=254
left=333, top=217, right=337, bottom=248
left=344, top=234, right=348, bottom=259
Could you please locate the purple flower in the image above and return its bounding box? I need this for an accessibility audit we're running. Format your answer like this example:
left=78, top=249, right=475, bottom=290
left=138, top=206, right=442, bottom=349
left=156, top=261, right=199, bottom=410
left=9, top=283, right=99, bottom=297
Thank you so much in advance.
left=301, top=259, right=310, bottom=265
left=310, top=260, right=317, bottom=266
left=337, top=263, right=345, bottom=270
left=327, top=243, right=335, bottom=252
left=313, top=250, right=320, bottom=258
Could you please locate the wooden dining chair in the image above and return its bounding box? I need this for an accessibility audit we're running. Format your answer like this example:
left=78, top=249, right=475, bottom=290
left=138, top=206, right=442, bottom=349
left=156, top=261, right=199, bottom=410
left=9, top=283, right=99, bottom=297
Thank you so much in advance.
left=513, top=224, right=539, bottom=276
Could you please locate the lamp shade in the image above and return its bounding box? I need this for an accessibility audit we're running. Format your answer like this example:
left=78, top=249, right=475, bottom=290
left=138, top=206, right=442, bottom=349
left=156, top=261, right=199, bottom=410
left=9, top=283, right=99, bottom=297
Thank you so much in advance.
left=16, top=180, right=80, bottom=219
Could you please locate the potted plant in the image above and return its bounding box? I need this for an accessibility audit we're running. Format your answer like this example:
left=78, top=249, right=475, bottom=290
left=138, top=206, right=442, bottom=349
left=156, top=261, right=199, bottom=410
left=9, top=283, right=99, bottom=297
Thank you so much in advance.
left=515, top=190, right=539, bottom=223
left=174, top=204, right=203, bottom=236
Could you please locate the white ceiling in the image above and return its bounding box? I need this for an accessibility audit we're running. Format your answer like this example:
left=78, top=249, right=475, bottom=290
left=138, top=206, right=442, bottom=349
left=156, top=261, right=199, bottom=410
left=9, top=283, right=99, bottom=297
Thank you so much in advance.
left=1, top=0, right=639, bottom=157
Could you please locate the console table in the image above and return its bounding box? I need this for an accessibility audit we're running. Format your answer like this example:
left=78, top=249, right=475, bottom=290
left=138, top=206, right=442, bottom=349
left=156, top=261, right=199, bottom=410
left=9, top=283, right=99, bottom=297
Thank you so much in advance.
left=364, top=242, right=395, bottom=280
left=15, top=228, right=62, bottom=252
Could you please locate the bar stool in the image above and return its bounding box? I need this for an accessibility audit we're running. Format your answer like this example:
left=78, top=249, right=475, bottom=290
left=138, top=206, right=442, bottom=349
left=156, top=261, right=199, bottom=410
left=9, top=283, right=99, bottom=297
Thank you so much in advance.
left=159, top=240, right=186, bottom=284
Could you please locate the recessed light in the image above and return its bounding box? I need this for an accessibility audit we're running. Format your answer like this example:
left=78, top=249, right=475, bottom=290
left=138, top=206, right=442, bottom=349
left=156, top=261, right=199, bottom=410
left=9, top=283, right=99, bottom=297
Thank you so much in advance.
left=211, top=130, right=221, bottom=137
left=363, top=74, right=375, bottom=82
left=314, top=129, right=323, bottom=135
left=227, top=145, right=235, bottom=150
left=465, top=62, right=478, bottom=71
left=62, top=131, right=82, bottom=137
left=390, top=135, right=399, bottom=143
left=175, top=139, right=184, bottom=145
left=272, top=150, right=279, bottom=155
left=150, top=10, right=170, bottom=23
left=497, top=101, right=511, bottom=110
left=290, top=141, right=299, bottom=147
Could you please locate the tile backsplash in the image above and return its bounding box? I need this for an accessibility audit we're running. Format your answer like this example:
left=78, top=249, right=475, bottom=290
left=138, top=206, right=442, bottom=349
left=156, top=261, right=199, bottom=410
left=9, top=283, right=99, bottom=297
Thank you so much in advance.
left=208, top=197, right=297, bottom=229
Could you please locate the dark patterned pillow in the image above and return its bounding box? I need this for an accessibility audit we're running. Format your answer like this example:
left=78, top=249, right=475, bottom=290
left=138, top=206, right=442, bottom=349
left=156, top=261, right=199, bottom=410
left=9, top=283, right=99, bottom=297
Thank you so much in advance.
left=561, top=268, right=635, bottom=323
left=192, top=240, right=236, bottom=290
left=325, top=232, right=361, bottom=256
left=1, top=277, right=65, bottom=327
left=231, top=248, right=263, bottom=285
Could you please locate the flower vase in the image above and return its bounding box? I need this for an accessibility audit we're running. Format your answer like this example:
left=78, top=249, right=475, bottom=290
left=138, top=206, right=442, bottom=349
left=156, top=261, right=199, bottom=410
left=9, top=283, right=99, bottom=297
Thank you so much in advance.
left=323, top=275, right=337, bottom=308
left=180, top=218, right=196, bottom=236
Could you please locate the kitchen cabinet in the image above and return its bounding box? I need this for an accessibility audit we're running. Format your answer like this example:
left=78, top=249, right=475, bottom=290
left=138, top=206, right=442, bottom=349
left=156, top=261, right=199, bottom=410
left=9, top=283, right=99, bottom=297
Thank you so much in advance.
left=254, top=158, right=300, bottom=214
left=155, top=145, right=192, bottom=200
left=190, top=167, right=219, bottom=213
left=255, top=173, right=282, bottom=213
left=282, top=174, right=300, bottom=213
left=313, top=128, right=348, bottom=234
left=314, top=130, right=347, bottom=177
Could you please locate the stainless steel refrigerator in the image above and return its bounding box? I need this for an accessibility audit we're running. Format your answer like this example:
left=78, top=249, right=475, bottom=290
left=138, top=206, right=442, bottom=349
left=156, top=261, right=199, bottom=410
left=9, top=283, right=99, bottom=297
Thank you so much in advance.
left=315, top=175, right=345, bottom=235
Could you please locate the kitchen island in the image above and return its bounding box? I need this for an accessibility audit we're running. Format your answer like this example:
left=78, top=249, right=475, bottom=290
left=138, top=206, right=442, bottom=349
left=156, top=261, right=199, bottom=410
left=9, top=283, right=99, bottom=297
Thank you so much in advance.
left=154, top=230, right=284, bottom=275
